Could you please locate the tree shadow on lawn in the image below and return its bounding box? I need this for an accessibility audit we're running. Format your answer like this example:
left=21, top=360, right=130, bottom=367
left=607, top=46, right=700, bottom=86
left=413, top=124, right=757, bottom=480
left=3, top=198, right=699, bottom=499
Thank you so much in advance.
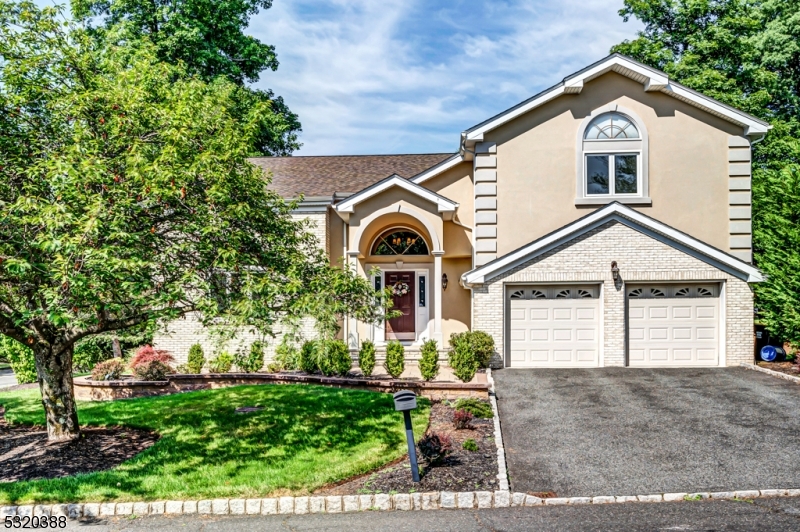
left=0, top=384, right=430, bottom=504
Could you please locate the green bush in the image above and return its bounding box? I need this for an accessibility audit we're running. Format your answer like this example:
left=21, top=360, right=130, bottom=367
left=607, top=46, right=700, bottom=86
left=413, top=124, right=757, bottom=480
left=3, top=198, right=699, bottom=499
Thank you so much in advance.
left=186, top=343, right=205, bottom=374
left=91, top=358, right=126, bottom=381
left=462, top=438, right=479, bottom=452
left=208, top=352, right=234, bottom=373
left=269, top=339, right=300, bottom=372
left=449, top=331, right=495, bottom=369
left=318, top=340, right=352, bottom=377
left=73, top=338, right=111, bottom=372
left=299, top=340, right=319, bottom=374
left=384, top=341, right=405, bottom=378
left=358, top=339, right=376, bottom=377
left=418, top=339, right=439, bottom=381
left=132, top=360, right=173, bottom=381
left=448, top=339, right=478, bottom=383
left=454, top=398, right=493, bottom=419
left=1, top=336, right=37, bottom=384
left=235, top=341, right=265, bottom=373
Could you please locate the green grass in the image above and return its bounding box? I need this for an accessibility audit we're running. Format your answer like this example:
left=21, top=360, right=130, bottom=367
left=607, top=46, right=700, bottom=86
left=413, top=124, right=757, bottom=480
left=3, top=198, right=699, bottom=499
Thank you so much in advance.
left=0, top=384, right=429, bottom=504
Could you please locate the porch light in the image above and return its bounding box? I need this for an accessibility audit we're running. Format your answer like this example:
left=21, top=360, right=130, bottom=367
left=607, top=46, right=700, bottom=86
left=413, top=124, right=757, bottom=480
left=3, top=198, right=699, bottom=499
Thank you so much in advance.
left=441, top=273, right=448, bottom=291
left=611, top=261, right=620, bottom=281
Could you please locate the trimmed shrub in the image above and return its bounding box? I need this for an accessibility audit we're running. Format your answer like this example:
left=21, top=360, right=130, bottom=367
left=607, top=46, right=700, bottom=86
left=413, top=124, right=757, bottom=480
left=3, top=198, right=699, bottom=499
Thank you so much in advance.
left=418, top=339, right=439, bottom=381
left=453, top=409, right=474, bottom=430
left=418, top=432, right=453, bottom=465
left=269, top=339, right=300, bottom=372
left=448, top=339, right=478, bottom=383
left=175, top=364, right=190, bottom=373
left=132, top=360, right=173, bottom=381
left=208, top=352, right=234, bottom=373
left=235, top=341, right=265, bottom=373
left=454, top=398, right=493, bottom=419
left=130, top=345, right=175, bottom=369
left=186, top=343, right=205, bottom=374
left=318, top=340, right=351, bottom=377
left=91, top=358, right=126, bottom=381
left=449, top=331, right=495, bottom=369
left=298, top=340, right=319, bottom=374
left=358, top=339, right=376, bottom=377
left=1, top=336, right=37, bottom=384
left=462, top=438, right=479, bottom=452
left=384, top=340, right=405, bottom=378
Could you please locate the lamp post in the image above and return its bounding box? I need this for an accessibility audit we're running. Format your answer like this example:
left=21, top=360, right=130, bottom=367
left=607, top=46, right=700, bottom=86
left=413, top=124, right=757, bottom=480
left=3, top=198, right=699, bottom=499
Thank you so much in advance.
left=393, top=390, right=420, bottom=482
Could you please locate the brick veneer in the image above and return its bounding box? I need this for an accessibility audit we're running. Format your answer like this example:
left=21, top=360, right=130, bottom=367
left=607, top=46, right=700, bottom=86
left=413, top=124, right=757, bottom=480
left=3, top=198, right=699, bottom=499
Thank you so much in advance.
left=472, top=221, right=754, bottom=367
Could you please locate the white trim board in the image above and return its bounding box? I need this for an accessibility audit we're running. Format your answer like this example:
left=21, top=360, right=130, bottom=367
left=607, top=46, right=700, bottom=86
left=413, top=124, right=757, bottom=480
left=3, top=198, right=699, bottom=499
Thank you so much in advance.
left=335, top=174, right=458, bottom=214
left=461, top=202, right=764, bottom=285
left=410, top=153, right=465, bottom=185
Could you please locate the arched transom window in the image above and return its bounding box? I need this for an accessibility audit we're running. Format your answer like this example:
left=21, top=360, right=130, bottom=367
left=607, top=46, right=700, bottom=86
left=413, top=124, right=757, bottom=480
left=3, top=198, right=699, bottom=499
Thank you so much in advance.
left=584, top=112, right=640, bottom=139
left=371, top=229, right=429, bottom=256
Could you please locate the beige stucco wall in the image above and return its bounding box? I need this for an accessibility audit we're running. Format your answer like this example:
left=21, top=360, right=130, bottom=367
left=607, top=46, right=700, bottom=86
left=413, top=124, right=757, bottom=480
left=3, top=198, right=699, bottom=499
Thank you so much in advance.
left=442, top=257, right=472, bottom=340
left=472, top=221, right=753, bottom=367
left=422, top=161, right=474, bottom=258
left=488, top=72, right=742, bottom=256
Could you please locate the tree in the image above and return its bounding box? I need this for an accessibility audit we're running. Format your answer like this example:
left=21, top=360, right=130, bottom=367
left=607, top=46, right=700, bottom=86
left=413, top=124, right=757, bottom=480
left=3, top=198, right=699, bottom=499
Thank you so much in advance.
left=0, top=1, right=383, bottom=441
left=72, top=0, right=300, bottom=155
left=613, top=0, right=800, bottom=344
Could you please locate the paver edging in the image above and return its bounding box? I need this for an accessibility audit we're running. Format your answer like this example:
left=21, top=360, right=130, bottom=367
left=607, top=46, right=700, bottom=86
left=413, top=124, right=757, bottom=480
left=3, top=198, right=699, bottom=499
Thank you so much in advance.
left=486, top=368, right=510, bottom=492
left=740, top=362, right=800, bottom=384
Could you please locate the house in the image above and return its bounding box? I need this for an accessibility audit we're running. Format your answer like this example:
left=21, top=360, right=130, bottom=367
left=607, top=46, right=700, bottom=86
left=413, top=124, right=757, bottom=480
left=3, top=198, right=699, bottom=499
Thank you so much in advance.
left=154, top=54, right=767, bottom=368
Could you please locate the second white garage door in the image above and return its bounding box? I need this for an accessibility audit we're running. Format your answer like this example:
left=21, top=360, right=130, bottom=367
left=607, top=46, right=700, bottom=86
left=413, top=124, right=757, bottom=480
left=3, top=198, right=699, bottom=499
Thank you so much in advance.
left=509, top=285, right=600, bottom=367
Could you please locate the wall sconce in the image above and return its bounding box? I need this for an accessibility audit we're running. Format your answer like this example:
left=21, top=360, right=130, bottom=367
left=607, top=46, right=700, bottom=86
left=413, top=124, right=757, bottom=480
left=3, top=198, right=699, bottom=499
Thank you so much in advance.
left=611, top=261, right=619, bottom=281
left=441, top=273, right=448, bottom=291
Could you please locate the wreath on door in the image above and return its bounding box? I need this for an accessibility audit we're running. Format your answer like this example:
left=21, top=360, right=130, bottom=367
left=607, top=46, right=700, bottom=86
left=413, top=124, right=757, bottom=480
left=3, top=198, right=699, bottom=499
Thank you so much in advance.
left=392, top=281, right=410, bottom=297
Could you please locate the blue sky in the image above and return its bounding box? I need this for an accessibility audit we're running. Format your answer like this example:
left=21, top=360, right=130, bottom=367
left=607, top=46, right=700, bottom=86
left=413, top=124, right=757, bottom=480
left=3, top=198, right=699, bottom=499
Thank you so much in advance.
left=250, top=0, right=643, bottom=155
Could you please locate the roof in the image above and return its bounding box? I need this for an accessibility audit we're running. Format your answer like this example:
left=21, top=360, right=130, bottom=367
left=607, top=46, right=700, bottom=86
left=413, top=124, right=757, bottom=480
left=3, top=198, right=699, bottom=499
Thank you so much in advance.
left=335, top=174, right=459, bottom=214
left=461, top=202, right=764, bottom=285
left=250, top=153, right=455, bottom=198
left=463, top=54, right=771, bottom=145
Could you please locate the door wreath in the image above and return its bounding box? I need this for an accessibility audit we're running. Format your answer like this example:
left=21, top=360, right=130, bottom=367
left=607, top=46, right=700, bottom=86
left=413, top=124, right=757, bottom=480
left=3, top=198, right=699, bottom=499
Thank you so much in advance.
left=392, top=281, right=410, bottom=297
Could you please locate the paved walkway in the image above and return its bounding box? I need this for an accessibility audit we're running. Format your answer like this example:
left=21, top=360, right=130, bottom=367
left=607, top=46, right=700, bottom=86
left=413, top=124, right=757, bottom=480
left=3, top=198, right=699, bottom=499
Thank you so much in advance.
left=493, top=367, right=800, bottom=497
left=0, top=369, right=17, bottom=389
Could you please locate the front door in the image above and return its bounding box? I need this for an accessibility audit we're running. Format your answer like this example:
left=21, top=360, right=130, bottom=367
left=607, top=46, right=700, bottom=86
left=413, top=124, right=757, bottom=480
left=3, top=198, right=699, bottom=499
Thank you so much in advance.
left=386, top=271, right=415, bottom=340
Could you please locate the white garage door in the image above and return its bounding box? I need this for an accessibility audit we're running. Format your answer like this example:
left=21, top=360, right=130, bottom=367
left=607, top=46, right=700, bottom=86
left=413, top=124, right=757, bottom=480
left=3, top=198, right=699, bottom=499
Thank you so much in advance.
left=509, top=286, right=600, bottom=367
left=628, top=285, right=720, bottom=367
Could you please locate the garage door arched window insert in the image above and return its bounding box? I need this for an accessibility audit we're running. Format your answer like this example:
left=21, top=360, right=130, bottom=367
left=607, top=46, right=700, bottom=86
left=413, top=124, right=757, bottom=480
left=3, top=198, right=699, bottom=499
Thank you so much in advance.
left=629, top=285, right=718, bottom=298
left=371, top=229, right=429, bottom=256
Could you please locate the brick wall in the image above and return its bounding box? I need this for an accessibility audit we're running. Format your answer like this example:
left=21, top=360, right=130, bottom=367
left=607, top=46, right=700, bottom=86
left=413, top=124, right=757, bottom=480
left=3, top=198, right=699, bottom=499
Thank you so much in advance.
left=472, top=221, right=754, bottom=367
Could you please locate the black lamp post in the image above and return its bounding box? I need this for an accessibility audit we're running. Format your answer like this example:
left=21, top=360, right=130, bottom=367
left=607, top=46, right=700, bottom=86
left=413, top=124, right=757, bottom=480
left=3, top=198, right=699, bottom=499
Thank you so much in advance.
left=393, top=390, right=420, bottom=482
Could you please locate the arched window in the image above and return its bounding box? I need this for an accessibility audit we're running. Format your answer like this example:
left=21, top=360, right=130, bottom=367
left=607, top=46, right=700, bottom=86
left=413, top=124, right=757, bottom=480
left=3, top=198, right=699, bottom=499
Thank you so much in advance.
left=576, top=107, right=649, bottom=204
left=371, top=229, right=429, bottom=256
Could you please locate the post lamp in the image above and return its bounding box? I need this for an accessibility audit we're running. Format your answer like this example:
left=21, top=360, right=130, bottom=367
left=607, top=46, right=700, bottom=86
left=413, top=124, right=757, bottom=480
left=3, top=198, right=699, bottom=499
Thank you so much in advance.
left=393, top=390, right=420, bottom=482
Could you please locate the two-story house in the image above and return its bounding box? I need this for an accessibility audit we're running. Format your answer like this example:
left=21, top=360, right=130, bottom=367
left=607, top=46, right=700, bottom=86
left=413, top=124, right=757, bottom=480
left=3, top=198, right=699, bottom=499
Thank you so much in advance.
left=155, top=54, right=767, bottom=368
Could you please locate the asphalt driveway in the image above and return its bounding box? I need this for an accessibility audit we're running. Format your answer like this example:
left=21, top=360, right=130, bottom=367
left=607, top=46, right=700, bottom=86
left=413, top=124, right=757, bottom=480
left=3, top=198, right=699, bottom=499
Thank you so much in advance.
left=493, top=367, right=800, bottom=497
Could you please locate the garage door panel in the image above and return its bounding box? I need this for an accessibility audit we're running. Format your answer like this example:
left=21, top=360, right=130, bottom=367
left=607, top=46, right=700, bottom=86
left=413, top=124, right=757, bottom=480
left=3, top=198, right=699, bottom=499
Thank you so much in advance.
left=511, top=309, right=526, bottom=320
left=576, top=350, right=597, bottom=362
left=530, top=308, right=549, bottom=320
left=672, top=306, right=692, bottom=319
left=649, top=328, right=668, bottom=340
left=553, top=329, right=572, bottom=341
left=576, top=308, right=596, bottom=320
left=531, top=329, right=549, bottom=341
left=697, top=327, right=715, bottom=340
left=576, top=329, right=595, bottom=341
left=673, top=327, right=692, bottom=340
left=674, top=349, right=692, bottom=360
left=629, top=327, right=645, bottom=341
left=510, top=329, right=526, bottom=341
left=649, top=307, right=668, bottom=319
left=553, top=350, right=573, bottom=362
left=697, top=349, right=716, bottom=360
left=510, top=350, right=526, bottom=362
left=553, top=308, right=572, bottom=320
left=697, top=306, right=716, bottom=319
left=629, top=307, right=645, bottom=320
left=530, top=350, right=549, bottom=362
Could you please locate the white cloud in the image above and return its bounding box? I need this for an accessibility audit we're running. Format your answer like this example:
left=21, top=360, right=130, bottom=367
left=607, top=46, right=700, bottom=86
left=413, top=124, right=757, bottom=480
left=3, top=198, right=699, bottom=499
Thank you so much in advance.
left=249, top=0, right=641, bottom=155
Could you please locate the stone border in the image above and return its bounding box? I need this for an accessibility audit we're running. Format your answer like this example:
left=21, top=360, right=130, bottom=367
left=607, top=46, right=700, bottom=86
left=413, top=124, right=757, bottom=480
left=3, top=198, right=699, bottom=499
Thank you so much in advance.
left=486, top=369, right=509, bottom=491
left=740, top=362, right=800, bottom=384
left=3, top=489, right=799, bottom=519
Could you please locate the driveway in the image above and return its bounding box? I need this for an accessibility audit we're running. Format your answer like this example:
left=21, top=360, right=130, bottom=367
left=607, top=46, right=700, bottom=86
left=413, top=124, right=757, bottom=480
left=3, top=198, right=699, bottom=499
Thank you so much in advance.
left=0, top=369, right=17, bottom=389
left=493, top=367, right=800, bottom=497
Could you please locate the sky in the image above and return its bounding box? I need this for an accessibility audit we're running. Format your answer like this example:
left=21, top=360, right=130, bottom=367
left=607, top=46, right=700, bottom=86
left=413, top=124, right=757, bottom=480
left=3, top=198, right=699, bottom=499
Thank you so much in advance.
left=249, top=0, right=643, bottom=156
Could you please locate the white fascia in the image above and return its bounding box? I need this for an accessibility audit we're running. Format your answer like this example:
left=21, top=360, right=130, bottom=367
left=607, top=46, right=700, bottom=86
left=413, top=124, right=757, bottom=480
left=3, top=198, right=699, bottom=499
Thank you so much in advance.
left=461, top=202, right=763, bottom=286
left=410, top=153, right=465, bottom=185
left=335, top=175, right=459, bottom=214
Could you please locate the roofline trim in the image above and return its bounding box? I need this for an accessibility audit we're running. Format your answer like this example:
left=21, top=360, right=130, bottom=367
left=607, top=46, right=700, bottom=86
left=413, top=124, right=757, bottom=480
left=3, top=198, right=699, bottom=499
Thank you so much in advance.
left=409, top=153, right=465, bottom=185
left=335, top=174, right=459, bottom=214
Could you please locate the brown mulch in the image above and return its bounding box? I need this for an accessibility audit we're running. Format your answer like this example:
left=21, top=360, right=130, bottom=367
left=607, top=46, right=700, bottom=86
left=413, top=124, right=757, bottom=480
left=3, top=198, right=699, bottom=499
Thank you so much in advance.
left=0, top=408, right=159, bottom=483
left=757, top=361, right=800, bottom=377
left=316, top=401, right=498, bottom=495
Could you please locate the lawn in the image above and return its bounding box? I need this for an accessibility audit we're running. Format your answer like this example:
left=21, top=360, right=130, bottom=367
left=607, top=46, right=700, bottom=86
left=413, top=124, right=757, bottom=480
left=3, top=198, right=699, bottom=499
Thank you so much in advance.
left=0, top=384, right=429, bottom=504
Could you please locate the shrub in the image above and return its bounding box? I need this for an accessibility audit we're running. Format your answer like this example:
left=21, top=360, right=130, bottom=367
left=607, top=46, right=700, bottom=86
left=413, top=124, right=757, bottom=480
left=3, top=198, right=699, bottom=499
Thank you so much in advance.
left=453, top=409, right=474, bottom=430
left=269, top=339, right=300, bottom=372
left=358, top=339, right=376, bottom=377
left=454, top=398, right=493, bottom=419
left=130, top=345, right=175, bottom=369
left=318, top=340, right=351, bottom=377
left=235, top=341, right=265, bottom=373
left=448, top=339, right=478, bottom=383
left=186, top=343, right=205, bottom=374
left=418, top=432, right=453, bottom=465
left=299, top=340, right=319, bottom=374
left=384, top=340, right=405, bottom=378
left=1, top=336, right=37, bottom=384
left=208, top=352, right=234, bottom=373
left=175, top=364, right=190, bottom=373
left=462, top=438, right=479, bottom=452
left=91, top=358, right=126, bottom=381
left=418, top=339, right=439, bottom=381
left=132, top=360, right=173, bottom=381
left=73, top=338, right=110, bottom=372
left=449, top=331, right=495, bottom=369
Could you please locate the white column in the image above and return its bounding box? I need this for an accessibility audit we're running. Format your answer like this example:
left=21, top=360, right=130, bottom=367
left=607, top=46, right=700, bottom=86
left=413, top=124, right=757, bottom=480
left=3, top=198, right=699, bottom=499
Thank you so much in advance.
left=346, top=251, right=361, bottom=349
left=433, top=251, right=444, bottom=344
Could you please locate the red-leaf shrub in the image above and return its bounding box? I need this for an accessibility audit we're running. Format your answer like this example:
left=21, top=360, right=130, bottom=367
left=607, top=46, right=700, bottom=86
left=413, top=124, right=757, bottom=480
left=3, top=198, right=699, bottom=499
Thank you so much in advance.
left=130, top=345, right=174, bottom=369
left=418, top=432, right=453, bottom=465
left=132, top=360, right=173, bottom=381
left=91, top=358, right=126, bottom=381
left=453, top=409, right=474, bottom=430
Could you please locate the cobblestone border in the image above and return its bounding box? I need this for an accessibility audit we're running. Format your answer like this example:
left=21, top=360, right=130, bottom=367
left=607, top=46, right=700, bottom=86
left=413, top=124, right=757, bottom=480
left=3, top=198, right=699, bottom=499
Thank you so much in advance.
left=3, top=489, right=799, bottom=519
left=740, top=362, right=800, bottom=384
left=486, top=369, right=509, bottom=491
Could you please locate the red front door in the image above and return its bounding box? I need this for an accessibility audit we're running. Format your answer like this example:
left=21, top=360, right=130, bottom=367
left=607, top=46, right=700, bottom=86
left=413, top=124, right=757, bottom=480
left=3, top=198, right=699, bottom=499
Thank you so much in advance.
left=386, top=272, right=415, bottom=340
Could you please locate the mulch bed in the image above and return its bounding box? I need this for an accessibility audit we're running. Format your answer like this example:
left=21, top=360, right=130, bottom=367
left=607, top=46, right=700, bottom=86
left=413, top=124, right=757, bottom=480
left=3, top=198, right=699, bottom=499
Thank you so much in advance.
left=757, top=361, right=800, bottom=377
left=0, top=407, right=159, bottom=483
left=316, top=401, right=498, bottom=495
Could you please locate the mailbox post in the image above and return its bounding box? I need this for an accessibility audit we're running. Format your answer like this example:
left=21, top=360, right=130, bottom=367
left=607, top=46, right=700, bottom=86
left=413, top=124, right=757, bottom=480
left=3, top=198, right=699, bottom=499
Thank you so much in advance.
left=393, top=390, right=420, bottom=482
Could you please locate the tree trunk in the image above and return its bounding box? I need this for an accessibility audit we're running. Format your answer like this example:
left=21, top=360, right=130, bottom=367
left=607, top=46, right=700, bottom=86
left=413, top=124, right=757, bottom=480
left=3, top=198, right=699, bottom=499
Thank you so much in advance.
left=112, top=337, right=123, bottom=359
left=33, top=341, right=80, bottom=442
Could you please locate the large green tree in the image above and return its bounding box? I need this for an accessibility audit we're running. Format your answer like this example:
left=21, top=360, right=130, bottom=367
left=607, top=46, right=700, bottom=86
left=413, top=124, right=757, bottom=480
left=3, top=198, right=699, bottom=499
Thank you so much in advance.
left=0, top=1, right=381, bottom=441
left=72, top=0, right=300, bottom=156
left=613, top=0, right=800, bottom=345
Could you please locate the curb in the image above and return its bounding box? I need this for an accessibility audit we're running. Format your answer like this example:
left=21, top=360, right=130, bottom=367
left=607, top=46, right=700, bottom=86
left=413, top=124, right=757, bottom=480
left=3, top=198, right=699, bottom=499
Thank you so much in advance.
left=486, top=369, right=510, bottom=491
left=740, top=362, right=800, bottom=384
left=3, top=489, right=799, bottom=519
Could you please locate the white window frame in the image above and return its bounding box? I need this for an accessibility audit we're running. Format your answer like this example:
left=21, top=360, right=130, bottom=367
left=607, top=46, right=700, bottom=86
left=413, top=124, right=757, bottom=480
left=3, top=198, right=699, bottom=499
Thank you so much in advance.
left=575, top=104, right=651, bottom=205
left=584, top=151, right=642, bottom=197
